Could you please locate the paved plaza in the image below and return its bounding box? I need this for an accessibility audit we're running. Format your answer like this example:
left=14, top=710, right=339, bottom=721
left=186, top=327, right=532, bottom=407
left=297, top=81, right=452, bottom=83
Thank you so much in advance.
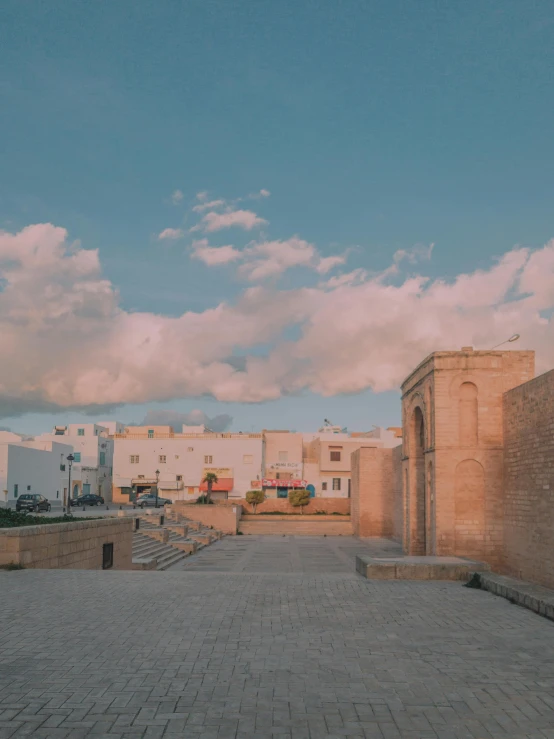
left=2, top=536, right=554, bottom=739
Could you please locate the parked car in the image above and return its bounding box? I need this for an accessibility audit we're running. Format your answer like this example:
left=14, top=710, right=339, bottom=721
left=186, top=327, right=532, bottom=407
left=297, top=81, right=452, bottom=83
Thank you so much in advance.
left=16, top=494, right=51, bottom=513
left=71, top=493, right=105, bottom=507
left=136, top=494, right=172, bottom=508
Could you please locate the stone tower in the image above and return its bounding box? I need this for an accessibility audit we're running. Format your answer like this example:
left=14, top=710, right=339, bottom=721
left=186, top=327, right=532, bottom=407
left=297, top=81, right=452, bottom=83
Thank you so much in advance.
left=400, top=347, right=534, bottom=566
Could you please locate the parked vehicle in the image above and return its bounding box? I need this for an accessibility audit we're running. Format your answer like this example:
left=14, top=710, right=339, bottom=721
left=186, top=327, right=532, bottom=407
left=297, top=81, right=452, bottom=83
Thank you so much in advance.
left=16, top=494, right=51, bottom=513
left=136, top=494, right=172, bottom=508
left=71, top=493, right=105, bottom=507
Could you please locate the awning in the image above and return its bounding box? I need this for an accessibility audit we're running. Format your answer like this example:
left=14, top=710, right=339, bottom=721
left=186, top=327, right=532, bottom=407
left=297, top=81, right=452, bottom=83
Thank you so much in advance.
left=199, top=477, right=234, bottom=492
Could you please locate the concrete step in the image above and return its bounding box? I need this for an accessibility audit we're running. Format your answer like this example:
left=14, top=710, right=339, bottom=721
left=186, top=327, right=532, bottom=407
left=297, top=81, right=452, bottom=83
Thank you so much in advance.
left=132, top=532, right=187, bottom=571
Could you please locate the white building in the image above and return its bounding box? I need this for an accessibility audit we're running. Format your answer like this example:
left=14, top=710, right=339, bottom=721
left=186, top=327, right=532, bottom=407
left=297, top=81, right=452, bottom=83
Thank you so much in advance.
left=112, top=428, right=263, bottom=503
left=33, top=423, right=116, bottom=501
left=0, top=431, right=74, bottom=509
left=301, top=425, right=402, bottom=498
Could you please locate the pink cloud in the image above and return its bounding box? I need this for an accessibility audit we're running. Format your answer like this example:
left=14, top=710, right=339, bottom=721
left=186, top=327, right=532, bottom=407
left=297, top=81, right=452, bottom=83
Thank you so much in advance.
left=192, top=209, right=268, bottom=233
left=191, top=239, right=242, bottom=266
left=1, top=223, right=553, bottom=413
left=158, top=228, right=184, bottom=241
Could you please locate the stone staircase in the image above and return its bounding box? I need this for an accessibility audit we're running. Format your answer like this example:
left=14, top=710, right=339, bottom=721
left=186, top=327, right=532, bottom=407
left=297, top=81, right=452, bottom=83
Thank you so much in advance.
left=132, top=511, right=224, bottom=571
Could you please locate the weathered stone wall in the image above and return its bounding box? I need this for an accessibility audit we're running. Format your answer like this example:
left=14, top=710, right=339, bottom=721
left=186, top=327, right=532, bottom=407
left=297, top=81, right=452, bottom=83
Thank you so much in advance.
left=172, top=502, right=241, bottom=534
left=502, top=369, right=554, bottom=588
left=220, top=497, right=350, bottom=515
left=392, top=445, right=403, bottom=542
left=400, top=348, right=534, bottom=565
left=0, top=518, right=133, bottom=569
left=351, top=447, right=395, bottom=538
left=239, top=516, right=352, bottom=536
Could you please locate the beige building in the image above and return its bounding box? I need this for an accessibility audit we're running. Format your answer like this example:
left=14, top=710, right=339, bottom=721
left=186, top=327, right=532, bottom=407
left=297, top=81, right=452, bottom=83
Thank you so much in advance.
left=262, top=431, right=305, bottom=498
left=303, top=427, right=401, bottom=498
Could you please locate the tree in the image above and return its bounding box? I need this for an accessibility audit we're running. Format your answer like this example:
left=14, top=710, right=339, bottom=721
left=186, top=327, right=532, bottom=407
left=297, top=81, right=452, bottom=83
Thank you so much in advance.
left=201, top=472, right=218, bottom=504
left=245, top=489, right=265, bottom=513
left=288, top=488, right=310, bottom=514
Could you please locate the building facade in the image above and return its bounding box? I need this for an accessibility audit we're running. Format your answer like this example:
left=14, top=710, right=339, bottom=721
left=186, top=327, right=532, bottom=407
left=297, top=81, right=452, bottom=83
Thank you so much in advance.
left=34, top=423, right=115, bottom=501
left=111, top=428, right=263, bottom=503
left=0, top=432, right=74, bottom=509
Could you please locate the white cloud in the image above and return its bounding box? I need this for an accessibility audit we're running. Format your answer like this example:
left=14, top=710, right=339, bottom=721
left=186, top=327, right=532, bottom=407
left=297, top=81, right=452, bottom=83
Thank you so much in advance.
left=158, top=228, right=184, bottom=241
left=0, top=224, right=553, bottom=415
left=239, top=238, right=317, bottom=281
left=315, top=254, right=348, bottom=274
left=196, top=191, right=209, bottom=201
left=191, top=239, right=242, bottom=266
left=191, top=209, right=268, bottom=233
left=171, top=190, right=184, bottom=204
left=192, top=199, right=226, bottom=213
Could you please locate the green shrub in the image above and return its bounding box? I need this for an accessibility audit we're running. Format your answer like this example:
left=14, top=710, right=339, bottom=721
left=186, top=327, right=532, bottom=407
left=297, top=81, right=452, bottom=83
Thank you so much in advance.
left=196, top=495, right=214, bottom=504
left=0, top=562, right=25, bottom=570
left=245, top=489, right=265, bottom=512
left=288, top=488, right=311, bottom=513
left=0, top=508, right=94, bottom=529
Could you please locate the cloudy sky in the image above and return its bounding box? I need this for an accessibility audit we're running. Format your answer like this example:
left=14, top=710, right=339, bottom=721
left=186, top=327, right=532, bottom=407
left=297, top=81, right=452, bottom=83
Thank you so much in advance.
left=1, top=1, right=553, bottom=434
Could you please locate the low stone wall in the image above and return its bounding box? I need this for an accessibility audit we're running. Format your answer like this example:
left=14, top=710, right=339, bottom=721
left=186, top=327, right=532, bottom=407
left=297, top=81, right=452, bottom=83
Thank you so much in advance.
left=173, top=502, right=241, bottom=534
left=216, top=497, right=351, bottom=515
left=0, top=518, right=133, bottom=569
left=239, top=515, right=353, bottom=536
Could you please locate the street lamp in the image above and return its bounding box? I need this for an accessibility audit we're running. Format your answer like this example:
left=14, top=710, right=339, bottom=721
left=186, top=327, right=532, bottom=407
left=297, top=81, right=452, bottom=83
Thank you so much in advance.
left=155, top=469, right=160, bottom=508
left=66, top=454, right=75, bottom=514
left=490, top=333, right=520, bottom=350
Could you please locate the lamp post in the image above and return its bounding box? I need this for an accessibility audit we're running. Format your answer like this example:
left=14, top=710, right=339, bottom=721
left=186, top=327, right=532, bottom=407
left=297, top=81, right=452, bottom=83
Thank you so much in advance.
left=155, top=469, right=160, bottom=508
left=66, top=454, right=75, bottom=514
left=490, top=333, right=520, bottom=350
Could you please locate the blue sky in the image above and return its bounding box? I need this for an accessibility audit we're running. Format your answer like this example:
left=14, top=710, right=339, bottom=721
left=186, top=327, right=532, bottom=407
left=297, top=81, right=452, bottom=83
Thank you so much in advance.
left=1, top=1, right=554, bottom=434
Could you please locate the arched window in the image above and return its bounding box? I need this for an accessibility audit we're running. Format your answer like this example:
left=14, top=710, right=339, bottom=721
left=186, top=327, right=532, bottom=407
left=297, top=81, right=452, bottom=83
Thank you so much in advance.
left=459, top=382, right=478, bottom=446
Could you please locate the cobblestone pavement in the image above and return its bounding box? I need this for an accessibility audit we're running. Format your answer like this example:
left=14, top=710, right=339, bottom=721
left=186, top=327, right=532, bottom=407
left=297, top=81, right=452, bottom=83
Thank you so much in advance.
left=2, top=537, right=554, bottom=739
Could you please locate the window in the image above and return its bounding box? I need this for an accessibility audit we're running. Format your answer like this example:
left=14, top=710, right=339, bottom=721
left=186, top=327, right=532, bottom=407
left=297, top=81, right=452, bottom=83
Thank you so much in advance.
left=330, top=451, right=341, bottom=462
left=148, top=429, right=154, bottom=438
left=176, top=475, right=183, bottom=482
left=332, top=478, right=341, bottom=491
left=60, top=463, right=66, bottom=471
left=77, top=428, right=85, bottom=436
left=175, top=455, right=180, bottom=459
left=204, top=455, right=213, bottom=464
left=188, top=447, right=194, bottom=452
left=130, top=455, right=139, bottom=464
left=278, top=451, right=288, bottom=462
left=13, top=484, right=18, bottom=498
left=243, top=454, right=253, bottom=464
left=99, top=451, right=106, bottom=466
left=159, top=455, right=166, bottom=463
left=56, top=491, right=59, bottom=498
left=321, top=482, right=327, bottom=491
left=26, top=485, right=31, bottom=491
left=74, top=452, right=81, bottom=463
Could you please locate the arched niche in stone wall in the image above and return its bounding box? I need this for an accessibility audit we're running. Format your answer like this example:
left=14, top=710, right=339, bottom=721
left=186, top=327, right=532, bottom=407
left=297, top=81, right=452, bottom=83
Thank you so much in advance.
left=459, top=382, right=478, bottom=447
left=454, top=459, right=485, bottom=557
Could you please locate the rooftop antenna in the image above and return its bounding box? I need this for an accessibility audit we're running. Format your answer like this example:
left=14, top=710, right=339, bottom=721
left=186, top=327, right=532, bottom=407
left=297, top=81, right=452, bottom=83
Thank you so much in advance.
left=490, top=333, right=520, bottom=350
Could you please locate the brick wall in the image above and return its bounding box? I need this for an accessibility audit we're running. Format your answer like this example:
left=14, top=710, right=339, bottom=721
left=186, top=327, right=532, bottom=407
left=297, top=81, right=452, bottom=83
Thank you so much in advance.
left=503, top=369, right=554, bottom=588
left=351, top=447, right=395, bottom=538
left=0, top=518, right=133, bottom=569
left=392, top=445, right=403, bottom=542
